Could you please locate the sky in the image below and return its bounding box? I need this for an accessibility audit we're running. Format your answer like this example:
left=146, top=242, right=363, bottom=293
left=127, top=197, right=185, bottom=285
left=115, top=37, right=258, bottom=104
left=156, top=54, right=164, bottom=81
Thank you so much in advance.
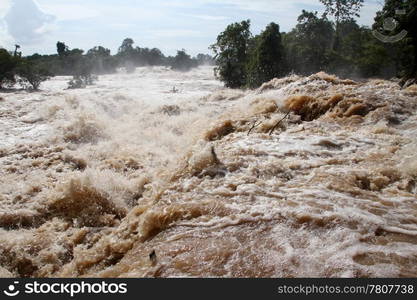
left=0, top=0, right=382, bottom=57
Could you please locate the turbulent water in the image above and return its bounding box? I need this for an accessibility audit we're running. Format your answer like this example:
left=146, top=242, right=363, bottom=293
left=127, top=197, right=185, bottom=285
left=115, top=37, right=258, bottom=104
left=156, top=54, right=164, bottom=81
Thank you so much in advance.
left=0, top=66, right=416, bottom=278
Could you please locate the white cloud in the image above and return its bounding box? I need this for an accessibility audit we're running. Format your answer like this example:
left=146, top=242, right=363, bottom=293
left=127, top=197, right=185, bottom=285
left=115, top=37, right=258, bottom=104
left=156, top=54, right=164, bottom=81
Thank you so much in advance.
left=37, top=1, right=165, bottom=23
left=148, top=29, right=203, bottom=38
left=0, top=0, right=11, bottom=18
left=4, top=0, right=55, bottom=45
left=34, top=22, right=57, bottom=35
left=38, top=3, right=99, bottom=21
left=0, top=0, right=12, bottom=48
left=2, top=0, right=382, bottom=55
left=109, top=23, right=133, bottom=29
left=167, top=0, right=319, bottom=14
left=172, top=0, right=380, bottom=26
left=186, top=14, right=229, bottom=21
left=0, top=26, right=14, bottom=49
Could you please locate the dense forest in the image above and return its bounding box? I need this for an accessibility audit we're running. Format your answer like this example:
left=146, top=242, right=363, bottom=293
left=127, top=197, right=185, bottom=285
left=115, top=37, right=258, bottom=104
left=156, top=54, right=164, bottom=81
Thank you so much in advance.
left=0, top=0, right=416, bottom=90
left=211, top=0, right=417, bottom=88
left=0, top=37, right=214, bottom=90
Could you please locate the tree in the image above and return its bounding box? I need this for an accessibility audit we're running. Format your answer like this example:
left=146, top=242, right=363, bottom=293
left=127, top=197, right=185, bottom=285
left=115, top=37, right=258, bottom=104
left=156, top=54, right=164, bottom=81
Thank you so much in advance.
left=320, top=0, right=364, bottom=23
left=148, top=48, right=164, bottom=66
left=0, top=49, right=17, bottom=89
left=14, top=45, right=21, bottom=57
left=16, top=59, right=52, bottom=90
left=319, top=0, right=364, bottom=49
left=56, top=42, right=84, bottom=76
left=357, top=29, right=393, bottom=77
left=64, top=48, right=85, bottom=75
left=210, top=20, right=252, bottom=88
left=55, top=46, right=96, bottom=88
left=283, top=11, right=334, bottom=74
left=67, top=54, right=95, bottom=89
left=118, top=38, right=134, bottom=54
left=171, top=49, right=197, bottom=71
left=246, top=22, right=286, bottom=88
left=328, top=19, right=362, bottom=76
left=87, top=46, right=111, bottom=57
left=196, top=53, right=214, bottom=65
left=57, top=41, right=68, bottom=56
left=117, top=38, right=137, bottom=72
left=87, top=46, right=116, bottom=74
left=374, top=0, right=417, bottom=83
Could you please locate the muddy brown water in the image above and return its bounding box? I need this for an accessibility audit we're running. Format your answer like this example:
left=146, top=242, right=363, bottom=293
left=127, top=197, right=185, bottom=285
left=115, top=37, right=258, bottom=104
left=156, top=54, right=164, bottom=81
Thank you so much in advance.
left=0, top=67, right=416, bottom=277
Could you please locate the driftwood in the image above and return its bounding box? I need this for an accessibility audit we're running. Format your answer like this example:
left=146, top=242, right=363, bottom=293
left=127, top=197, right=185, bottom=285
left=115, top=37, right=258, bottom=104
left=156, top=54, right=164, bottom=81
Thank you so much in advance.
left=210, top=145, right=221, bottom=164
left=247, top=120, right=262, bottom=136
left=247, top=111, right=291, bottom=136
left=268, top=111, right=290, bottom=136
left=400, top=78, right=416, bottom=89
left=149, top=250, right=157, bottom=266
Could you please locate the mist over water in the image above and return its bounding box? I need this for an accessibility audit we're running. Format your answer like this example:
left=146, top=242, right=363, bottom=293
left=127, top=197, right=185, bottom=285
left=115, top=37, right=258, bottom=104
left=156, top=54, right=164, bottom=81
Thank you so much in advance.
left=0, top=67, right=416, bottom=278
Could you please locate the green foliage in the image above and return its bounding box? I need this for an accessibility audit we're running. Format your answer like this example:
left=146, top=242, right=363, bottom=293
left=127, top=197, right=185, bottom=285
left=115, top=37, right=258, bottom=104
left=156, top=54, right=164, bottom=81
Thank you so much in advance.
left=67, top=74, right=97, bottom=89
left=67, top=55, right=96, bottom=89
left=374, top=0, right=417, bottom=80
left=0, top=48, right=52, bottom=90
left=118, top=38, right=135, bottom=56
left=246, top=23, right=285, bottom=88
left=171, top=50, right=198, bottom=71
left=56, top=41, right=68, bottom=57
left=87, top=46, right=117, bottom=74
left=358, top=37, right=393, bottom=77
left=1, top=39, right=210, bottom=88
left=319, top=0, right=364, bottom=51
left=0, top=48, right=17, bottom=88
left=210, top=20, right=251, bottom=88
left=319, top=0, right=364, bottom=23
left=1, top=0, right=414, bottom=93
left=283, top=11, right=334, bottom=75
left=143, top=48, right=165, bottom=66
left=117, top=38, right=136, bottom=72
left=115, top=38, right=204, bottom=71
left=211, top=4, right=410, bottom=89
left=196, top=53, right=215, bottom=65
left=16, top=59, right=52, bottom=90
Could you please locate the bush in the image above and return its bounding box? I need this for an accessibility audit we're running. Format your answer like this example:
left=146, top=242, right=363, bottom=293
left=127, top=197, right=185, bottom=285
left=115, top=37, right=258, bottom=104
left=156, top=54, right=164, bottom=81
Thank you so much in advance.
left=67, top=74, right=97, bottom=89
left=16, top=60, right=52, bottom=90
left=0, top=49, right=17, bottom=89
left=171, top=50, right=198, bottom=72
left=67, top=55, right=97, bottom=89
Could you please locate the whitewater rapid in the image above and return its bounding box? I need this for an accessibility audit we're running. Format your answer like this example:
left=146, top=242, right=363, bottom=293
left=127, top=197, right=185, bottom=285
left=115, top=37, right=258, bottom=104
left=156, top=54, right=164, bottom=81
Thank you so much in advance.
left=0, top=67, right=416, bottom=277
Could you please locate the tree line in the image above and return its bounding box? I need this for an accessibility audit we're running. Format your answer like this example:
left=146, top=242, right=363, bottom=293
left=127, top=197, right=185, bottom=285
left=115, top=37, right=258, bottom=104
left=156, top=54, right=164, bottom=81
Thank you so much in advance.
left=211, top=0, right=416, bottom=88
left=0, top=46, right=52, bottom=90
left=1, top=0, right=415, bottom=91
left=0, top=38, right=214, bottom=90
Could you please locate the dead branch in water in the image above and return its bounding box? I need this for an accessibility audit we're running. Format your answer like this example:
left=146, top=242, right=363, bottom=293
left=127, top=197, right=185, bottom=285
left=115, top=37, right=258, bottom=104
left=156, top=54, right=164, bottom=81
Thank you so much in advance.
left=210, top=145, right=221, bottom=165
left=268, top=111, right=290, bottom=136
left=400, top=78, right=416, bottom=89
left=247, top=119, right=262, bottom=136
